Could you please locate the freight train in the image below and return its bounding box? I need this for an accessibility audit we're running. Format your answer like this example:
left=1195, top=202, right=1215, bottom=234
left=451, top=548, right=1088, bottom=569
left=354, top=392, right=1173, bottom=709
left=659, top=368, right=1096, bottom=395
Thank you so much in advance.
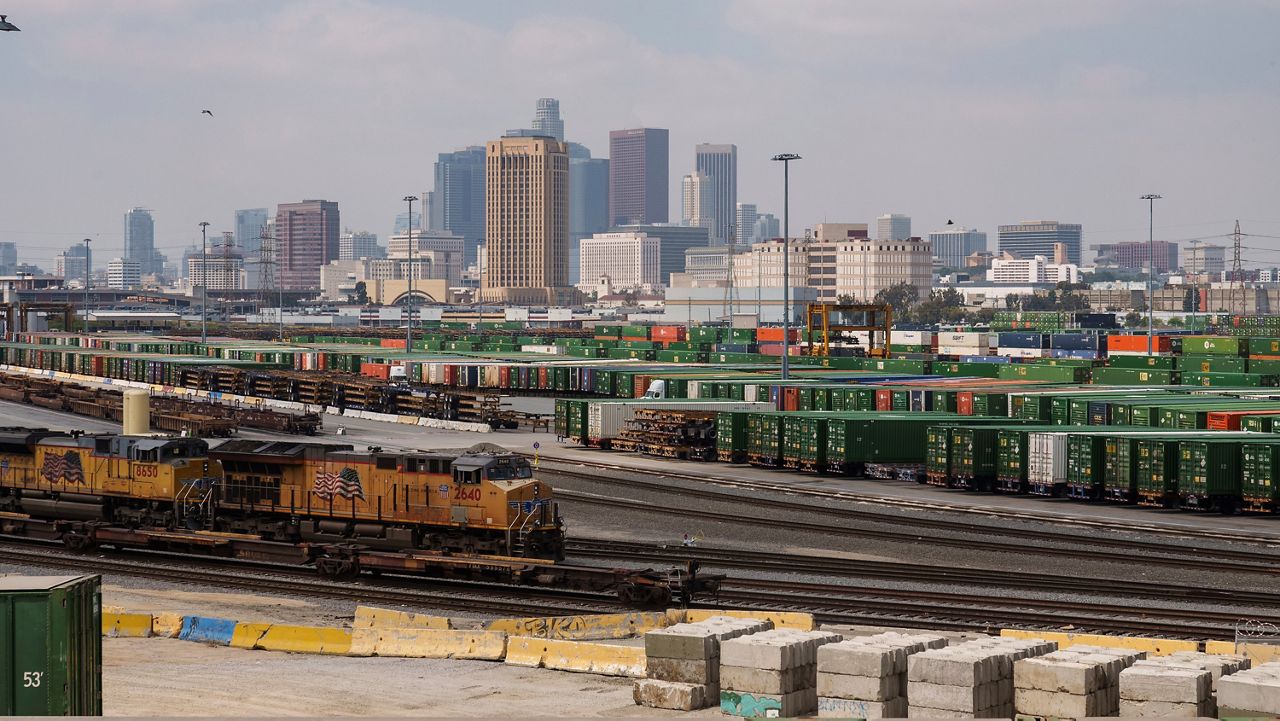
left=0, top=428, right=564, bottom=560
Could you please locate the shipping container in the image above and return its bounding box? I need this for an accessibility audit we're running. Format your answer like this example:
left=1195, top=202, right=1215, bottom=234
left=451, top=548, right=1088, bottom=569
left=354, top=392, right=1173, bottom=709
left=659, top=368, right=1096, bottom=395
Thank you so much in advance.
left=1135, top=438, right=1182, bottom=507
left=0, top=575, right=101, bottom=716
left=949, top=426, right=1002, bottom=490
left=1240, top=441, right=1280, bottom=512
left=1065, top=434, right=1108, bottom=500
left=995, top=429, right=1029, bottom=493
left=1177, top=438, right=1243, bottom=512
left=1027, top=432, right=1070, bottom=497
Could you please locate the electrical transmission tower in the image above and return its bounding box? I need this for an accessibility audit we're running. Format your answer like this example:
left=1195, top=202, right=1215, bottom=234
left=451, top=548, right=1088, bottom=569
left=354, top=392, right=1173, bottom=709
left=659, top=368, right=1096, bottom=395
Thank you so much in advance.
left=1232, top=220, right=1243, bottom=317
left=723, top=230, right=739, bottom=323
left=256, top=225, right=282, bottom=340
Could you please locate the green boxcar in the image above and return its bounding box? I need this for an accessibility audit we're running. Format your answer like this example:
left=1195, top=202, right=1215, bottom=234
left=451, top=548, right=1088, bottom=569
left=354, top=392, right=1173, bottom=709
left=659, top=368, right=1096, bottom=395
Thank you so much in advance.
left=1066, top=434, right=1108, bottom=500
left=925, top=425, right=953, bottom=486
left=1240, top=441, right=1280, bottom=512
left=1135, top=438, right=1181, bottom=507
left=0, top=575, right=102, bottom=716
left=1104, top=435, right=1139, bottom=503
left=1177, top=439, right=1242, bottom=512
left=996, top=429, right=1028, bottom=493
left=782, top=414, right=829, bottom=471
left=715, top=411, right=749, bottom=463
left=949, top=426, right=1002, bottom=490
left=747, top=412, right=785, bottom=467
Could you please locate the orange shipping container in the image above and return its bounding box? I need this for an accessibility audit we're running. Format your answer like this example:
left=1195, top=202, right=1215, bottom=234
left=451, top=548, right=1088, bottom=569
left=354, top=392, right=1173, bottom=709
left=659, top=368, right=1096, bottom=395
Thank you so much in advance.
left=782, top=387, right=800, bottom=411
left=651, top=326, right=687, bottom=341
left=875, top=389, right=892, bottom=411
left=957, top=392, right=974, bottom=416
left=380, top=338, right=408, bottom=349
left=1106, top=334, right=1171, bottom=353
left=756, top=327, right=799, bottom=342
left=360, top=362, right=391, bottom=380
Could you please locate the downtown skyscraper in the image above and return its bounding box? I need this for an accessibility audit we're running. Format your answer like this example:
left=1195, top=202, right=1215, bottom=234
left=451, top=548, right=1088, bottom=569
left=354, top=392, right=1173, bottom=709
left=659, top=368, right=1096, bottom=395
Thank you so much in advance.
left=274, top=200, right=340, bottom=290
left=695, top=143, right=737, bottom=245
left=124, top=207, right=158, bottom=275
left=428, top=146, right=486, bottom=267
left=609, top=128, right=668, bottom=226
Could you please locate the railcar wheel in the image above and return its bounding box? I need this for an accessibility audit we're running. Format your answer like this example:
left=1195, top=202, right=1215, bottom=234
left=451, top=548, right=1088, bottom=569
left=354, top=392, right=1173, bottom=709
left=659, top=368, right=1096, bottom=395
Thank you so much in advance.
left=62, top=532, right=93, bottom=553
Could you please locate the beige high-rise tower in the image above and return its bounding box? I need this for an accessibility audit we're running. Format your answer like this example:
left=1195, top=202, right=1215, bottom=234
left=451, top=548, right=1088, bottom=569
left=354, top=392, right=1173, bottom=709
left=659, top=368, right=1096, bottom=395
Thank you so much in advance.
left=482, top=136, right=578, bottom=305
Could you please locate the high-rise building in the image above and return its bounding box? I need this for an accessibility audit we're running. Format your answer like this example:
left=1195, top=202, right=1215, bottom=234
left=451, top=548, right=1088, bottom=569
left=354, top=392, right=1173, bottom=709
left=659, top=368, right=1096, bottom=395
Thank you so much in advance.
left=532, top=97, right=564, bottom=141
left=339, top=230, right=381, bottom=260
left=681, top=172, right=713, bottom=233
left=877, top=213, right=911, bottom=241
left=106, top=258, right=141, bottom=289
left=56, top=243, right=91, bottom=286
left=482, top=136, right=574, bottom=305
left=735, top=203, right=759, bottom=246
left=928, top=224, right=988, bottom=269
left=429, top=146, right=487, bottom=267
left=387, top=230, right=465, bottom=286
left=578, top=232, right=662, bottom=293
left=124, top=207, right=156, bottom=274
left=568, top=143, right=609, bottom=285
left=235, top=208, right=268, bottom=251
left=274, top=200, right=340, bottom=290
left=0, top=242, right=16, bottom=274
left=188, top=247, right=246, bottom=290
left=1094, top=241, right=1179, bottom=273
left=393, top=211, right=421, bottom=234
left=695, top=143, right=737, bottom=245
left=1184, top=245, right=1226, bottom=275
left=609, top=128, right=669, bottom=226
left=754, top=213, right=780, bottom=242
left=610, top=223, right=709, bottom=287
left=998, top=220, right=1082, bottom=265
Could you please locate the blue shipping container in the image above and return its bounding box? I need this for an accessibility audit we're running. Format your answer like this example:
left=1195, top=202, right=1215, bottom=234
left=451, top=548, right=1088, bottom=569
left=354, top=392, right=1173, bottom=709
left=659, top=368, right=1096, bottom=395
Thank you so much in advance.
left=1050, top=333, right=1101, bottom=350
left=996, top=332, right=1046, bottom=349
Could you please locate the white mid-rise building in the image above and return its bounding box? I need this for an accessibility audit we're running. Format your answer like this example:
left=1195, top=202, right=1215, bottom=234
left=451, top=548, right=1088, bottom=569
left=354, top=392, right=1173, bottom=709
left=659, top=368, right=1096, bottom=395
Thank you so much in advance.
left=877, top=213, right=911, bottom=241
left=578, top=231, right=661, bottom=293
left=987, top=255, right=1080, bottom=284
left=681, top=172, right=713, bottom=235
left=339, top=230, right=380, bottom=260
left=387, top=230, right=464, bottom=285
left=929, top=225, right=988, bottom=269
left=106, top=258, right=141, bottom=289
left=187, top=250, right=246, bottom=290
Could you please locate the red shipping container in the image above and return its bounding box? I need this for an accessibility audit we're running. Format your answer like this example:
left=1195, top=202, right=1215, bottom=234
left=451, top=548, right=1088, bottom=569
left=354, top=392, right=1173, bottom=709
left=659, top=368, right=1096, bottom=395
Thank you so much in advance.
left=1205, top=410, right=1280, bottom=431
left=360, top=362, right=391, bottom=380
left=499, top=366, right=512, bottom=387
left=756, top=327, right=799, bottom=343
left=633, top=375, right=650, bottom=398
left=380, top=338, right=407, bottom=349
left=783, top=387, right=800, bottom=411
left=957, top=392, right=974, bottom=416
left=1106, top=334, right=1171, bottom=353
left=875, top=389, right=892, bottom=411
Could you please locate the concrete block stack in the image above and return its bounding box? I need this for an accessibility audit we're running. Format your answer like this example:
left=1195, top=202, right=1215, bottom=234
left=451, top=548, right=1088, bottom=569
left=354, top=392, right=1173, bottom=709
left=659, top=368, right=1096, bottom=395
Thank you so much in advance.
left=718, top=628, right=844, bottom=718
left=1013, top=645, right=1144, bottom=718
left=1163, top=650, right=1250, bottom=691
left=634, top=616, right=772, bottom=711
left=1218, top=661, right=1280, bottom=717
left=1118, top=658, right=1215, bottom=717
left=816, top=632, right=949, bottom=719
left=907, top=636, right=1056, bottom=718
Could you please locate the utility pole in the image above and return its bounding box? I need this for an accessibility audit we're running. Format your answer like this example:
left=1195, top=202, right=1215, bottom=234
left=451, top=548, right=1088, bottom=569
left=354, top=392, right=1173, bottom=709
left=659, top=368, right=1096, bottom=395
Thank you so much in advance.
left=81, top=238, right=91, bottom=333
left=1140, top=195, right=1161, bottom=355
left=1189, top=239, right=1200, bottom=330
left=771, top=153, right=801, bottom=379
left=403, top=195, right=417, bottom=352
left=199, top=222, right=210, bottom=343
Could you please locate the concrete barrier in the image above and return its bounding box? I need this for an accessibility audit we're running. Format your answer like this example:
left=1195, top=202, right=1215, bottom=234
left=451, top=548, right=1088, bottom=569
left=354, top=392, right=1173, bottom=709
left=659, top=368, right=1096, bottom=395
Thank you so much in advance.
left=103, top=612, right=153, bottom=638
left=1205, top=640, right=1280, bottom=665
left=684, top=609, right=815, bottom=631
left=1000, top=629, right=1198, bottom=656
left=486, top=610, right=679, bottom=641
left=252, top=625, right=353, bottom=655
left=505, top=637, right=646, bottom=677
left=348, top=627, right=507, bottom=659
left=353, top=605, right=452, bottom=630
left=178, top=616, right=238, bottom=645
left=229, top=622, right=273, bottom=649
left=151, top=612, right=184, bottom=638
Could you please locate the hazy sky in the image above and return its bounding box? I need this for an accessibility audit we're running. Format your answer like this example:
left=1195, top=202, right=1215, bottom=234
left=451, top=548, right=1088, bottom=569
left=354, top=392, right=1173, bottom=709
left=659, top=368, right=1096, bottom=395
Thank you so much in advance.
left=3, top=0, right=1279, bottom=269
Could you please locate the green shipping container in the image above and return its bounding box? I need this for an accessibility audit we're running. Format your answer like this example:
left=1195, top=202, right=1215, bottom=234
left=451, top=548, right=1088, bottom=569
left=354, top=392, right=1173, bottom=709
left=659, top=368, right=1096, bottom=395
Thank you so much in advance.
left=1181, top=336, right=1246, bottom=356
left=1240, top=441, right=1280, bottom=512
left=0, top=575, right=102, bottom=716
left=996, top=429, right=1028, bottom=493
left=1065, top=434, right=1107, bottom=499
left=1135, top=438, right=1181, bottom=507
left=1177, top=439, right=1241, bottom=511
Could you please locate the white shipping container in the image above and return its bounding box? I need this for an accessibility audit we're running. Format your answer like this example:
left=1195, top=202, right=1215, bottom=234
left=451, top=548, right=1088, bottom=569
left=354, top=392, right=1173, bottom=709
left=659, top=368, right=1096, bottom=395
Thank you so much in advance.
left=891, top=330, right=934, bottom=345
left=937, top=345, right=993, bottom=356
left=938, top=332, right=989, bottom=347
left=520, top=345, right=566, bottom=355
left=587, top=400, right=772, bottom=442
left=1027, top=432, right=1069, bottom=490
left=995, top=347, right=1046, bottom=359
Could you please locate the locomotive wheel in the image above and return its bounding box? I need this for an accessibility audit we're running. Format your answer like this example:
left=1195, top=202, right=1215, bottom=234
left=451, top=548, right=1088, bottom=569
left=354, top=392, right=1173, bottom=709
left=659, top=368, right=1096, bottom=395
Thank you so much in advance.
left=315, top=556, right=359, bottom=579
left=62, top=532, right=94, bottom=553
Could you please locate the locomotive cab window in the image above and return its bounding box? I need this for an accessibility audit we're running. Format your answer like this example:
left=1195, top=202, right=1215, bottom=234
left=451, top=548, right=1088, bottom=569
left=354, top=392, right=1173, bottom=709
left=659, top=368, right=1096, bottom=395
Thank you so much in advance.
left=454, top=468, right=482, bottom=485
left=376, top=456, right=397, bottom=471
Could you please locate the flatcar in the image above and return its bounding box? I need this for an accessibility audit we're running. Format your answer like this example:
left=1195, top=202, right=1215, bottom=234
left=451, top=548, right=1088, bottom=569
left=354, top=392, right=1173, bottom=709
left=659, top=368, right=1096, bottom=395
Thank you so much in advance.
left=208, top=440, right=564, bottom=559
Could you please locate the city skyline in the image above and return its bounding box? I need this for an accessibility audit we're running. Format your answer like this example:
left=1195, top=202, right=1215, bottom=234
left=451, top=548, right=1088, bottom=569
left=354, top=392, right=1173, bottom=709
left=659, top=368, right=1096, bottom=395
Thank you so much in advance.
left=2, top=2, right=1279, bottom=270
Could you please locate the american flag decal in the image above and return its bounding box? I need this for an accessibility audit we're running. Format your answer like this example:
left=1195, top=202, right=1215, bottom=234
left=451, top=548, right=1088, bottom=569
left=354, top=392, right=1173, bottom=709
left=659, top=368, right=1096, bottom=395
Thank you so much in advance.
left=312, top=467, right=365, bottom=501
left=40, top=451, right=85, bottom=484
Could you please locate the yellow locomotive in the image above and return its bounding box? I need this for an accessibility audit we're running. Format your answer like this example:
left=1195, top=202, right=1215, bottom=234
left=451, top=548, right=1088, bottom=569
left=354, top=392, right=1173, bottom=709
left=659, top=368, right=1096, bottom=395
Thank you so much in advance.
left=209, top=440, right=564, bottom=559
left=0, top=429, right=563, bottom=560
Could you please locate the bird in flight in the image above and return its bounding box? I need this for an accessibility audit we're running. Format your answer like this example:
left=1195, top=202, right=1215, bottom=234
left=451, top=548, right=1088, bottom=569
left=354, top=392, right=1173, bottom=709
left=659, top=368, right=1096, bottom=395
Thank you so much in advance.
left=0, top=15, right=20, bottom=31
left=201, top=110, right=214, bottom=117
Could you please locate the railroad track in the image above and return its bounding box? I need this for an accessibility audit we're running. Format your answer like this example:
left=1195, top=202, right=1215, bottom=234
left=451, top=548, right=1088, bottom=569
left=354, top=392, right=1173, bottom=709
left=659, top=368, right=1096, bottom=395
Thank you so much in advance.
left=537, top=455, right=1280, bottom=548
left=545, top=465, right=1280, bottom=575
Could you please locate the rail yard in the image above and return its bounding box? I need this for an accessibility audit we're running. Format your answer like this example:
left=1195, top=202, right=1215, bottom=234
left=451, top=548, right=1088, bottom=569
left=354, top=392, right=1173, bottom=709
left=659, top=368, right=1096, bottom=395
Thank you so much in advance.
left=7, top=315, right=1280, bottom=717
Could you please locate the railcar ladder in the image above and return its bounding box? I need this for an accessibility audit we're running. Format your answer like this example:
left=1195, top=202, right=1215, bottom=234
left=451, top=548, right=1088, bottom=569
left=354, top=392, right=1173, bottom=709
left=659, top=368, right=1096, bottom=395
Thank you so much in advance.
left=175, top=477, right=217, bottom=530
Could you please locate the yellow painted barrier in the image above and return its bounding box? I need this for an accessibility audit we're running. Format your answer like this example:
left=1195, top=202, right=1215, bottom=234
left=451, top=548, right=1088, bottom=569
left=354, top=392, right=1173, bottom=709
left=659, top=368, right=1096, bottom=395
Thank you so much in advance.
left=486, top=610, right=679, bottom=640
left=1205, top=640, right=1280, bottom=665
left=103, top=612, right=153, bottom=638
left=353, top=605, right=452, bottom=630
left=504, top=637, right=645, bottom=677
left=1000, top=629, right=1198, bottom=656
left=229, top=623, right=273, bottom=650
left=397, top=415, right=418, bottom=425
left=252, top=625, right=352, bottom=655
left=684, top=609, right=814, bottom=631
left=348, top=627, right=507, bottom=659
left=151, top=612, right=184, bottom=638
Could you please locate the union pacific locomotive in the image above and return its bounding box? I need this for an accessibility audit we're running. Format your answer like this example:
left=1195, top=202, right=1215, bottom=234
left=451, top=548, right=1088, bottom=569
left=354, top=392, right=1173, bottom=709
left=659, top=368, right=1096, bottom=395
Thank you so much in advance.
left=0, top=428, right=564, bottom=560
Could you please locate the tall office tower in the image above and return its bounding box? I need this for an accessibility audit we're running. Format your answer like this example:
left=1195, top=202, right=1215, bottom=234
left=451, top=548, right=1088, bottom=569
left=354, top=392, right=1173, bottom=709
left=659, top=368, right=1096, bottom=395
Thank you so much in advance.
left=681, top=172, right=714, bottom=233
left=0, top=242, right=16, bottom=274
left=532, top=97, right=564, bottom=141
left=736, top=203, right=759, bottom=244
left=339, top=230, right=380, bottom=260
left=274, top=199, right=340, bottom=290
left=235, top=208, right=268, bottom=288
left=569, top=143, right=610, bottom=285
left=55, top=243, right=91, bottom=285
left=754, top=213, right=780, bottom=241
left=429, top=146, right=487, bottom=267
left=609, top=128, right=669, bottom=226
left=482, top=136, right=573, bottom=305
left=123, top=207, right=156, bottom=274
left=393, top=211, right=421, bottom=234
left=928, top=223, right=988, bottom=269
left=998, top=220, right=1083, bottom=265
left=877, top=213, right=912, bottom=241
left=694, top=144, right=738, bottom=245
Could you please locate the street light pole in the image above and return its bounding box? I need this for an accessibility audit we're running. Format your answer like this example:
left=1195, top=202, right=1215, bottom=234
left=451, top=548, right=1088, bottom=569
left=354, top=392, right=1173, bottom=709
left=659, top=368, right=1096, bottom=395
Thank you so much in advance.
left=1140, top=194, right=1161, bottom=355
left=199, top=221, right=210, bottom=344
left=771, top=153, right=801, bottom=380
left=82, top=238, right=91, bottom=333
left=403, top=195, right=417, bottom=352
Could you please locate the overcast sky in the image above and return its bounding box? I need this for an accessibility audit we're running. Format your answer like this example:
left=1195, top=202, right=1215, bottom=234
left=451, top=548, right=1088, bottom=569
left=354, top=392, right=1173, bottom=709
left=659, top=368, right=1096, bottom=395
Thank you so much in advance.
left=3, top=0, right=1279, bottom=269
